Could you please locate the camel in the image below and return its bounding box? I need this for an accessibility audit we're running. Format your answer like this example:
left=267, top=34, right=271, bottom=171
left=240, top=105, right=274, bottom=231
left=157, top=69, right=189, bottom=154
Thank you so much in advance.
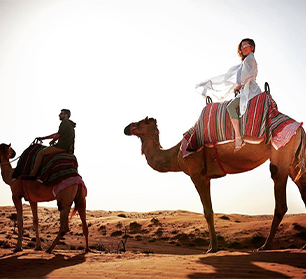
left=0, top=143, right=89, bottom=253
left=124, top=117, right=306, bottom=252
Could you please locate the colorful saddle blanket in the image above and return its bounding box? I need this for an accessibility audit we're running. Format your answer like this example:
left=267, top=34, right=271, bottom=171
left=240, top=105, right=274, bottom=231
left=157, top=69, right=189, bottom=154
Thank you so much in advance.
left=12, top=144, right=79, bottom=186
left=184, top=92, right=302, bottom=151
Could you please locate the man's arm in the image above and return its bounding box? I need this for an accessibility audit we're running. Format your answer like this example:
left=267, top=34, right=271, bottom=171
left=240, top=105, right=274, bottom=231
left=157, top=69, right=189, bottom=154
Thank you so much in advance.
left=49, top=133, right=61, bottom=145
left=36, top=133, right=60, bottom=145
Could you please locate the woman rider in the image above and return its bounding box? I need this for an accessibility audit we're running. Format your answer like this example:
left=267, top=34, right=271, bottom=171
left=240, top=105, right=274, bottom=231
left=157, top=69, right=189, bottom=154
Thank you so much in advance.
left=196, top=38, right=262, bottom=152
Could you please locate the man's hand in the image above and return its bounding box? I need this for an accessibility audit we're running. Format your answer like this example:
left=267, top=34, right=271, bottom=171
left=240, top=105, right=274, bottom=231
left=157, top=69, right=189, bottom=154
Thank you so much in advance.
left=35, top=137, right=44, bottom=143
left=49, top=139, right=55, bottom=146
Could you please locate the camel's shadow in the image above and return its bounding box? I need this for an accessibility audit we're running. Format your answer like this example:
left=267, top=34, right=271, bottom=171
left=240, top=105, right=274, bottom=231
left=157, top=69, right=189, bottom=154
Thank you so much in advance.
left=0, top=250, right=86, bottom=278
left=188, top=250, right=306, bottom=278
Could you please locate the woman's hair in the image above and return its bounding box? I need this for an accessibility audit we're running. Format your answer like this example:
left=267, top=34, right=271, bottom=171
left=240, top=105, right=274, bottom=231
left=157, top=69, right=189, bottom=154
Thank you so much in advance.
left=237, top=38, right=255, bottom=61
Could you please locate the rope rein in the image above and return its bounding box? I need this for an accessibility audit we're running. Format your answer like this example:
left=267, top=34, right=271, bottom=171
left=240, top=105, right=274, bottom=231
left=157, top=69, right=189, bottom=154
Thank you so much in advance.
left=0, top=155, right=21, bottom=165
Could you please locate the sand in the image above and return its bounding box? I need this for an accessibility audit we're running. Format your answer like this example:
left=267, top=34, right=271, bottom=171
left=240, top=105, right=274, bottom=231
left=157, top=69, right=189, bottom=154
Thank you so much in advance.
left=0, top=205, right=305, bottom=278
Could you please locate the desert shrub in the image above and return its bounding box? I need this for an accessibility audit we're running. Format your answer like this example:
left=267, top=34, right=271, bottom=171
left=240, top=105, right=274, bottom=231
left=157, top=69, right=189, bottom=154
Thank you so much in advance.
left=292, top=223, right=305, bottom=231
left=228, top=241, right=241, bottom=249
left=150, top=218, right=160, bottom=225
left=296, top=231, right=306, bottom=239
left=155, top=228, right=163, bottom=237
left=217, top=235, right=225, bottom=242
left=0, top=240, right=11, bottom=248
left=111, top=230, right=123, bottom=237
left=118, top=214, right=127, bottom=218
left=7, top=213, right=17, bottom=221
left=27, top=242, right=35, bottom=248
left=177, top=233, right=190, bottom=245
left=160, top=237, right=170, bottom=241
left=135, top=235, right=142, bottom=241
left=99, top=225, right=107, bottom=235
left=129, top=222, right=142, bottom=233
left=220, top=215, right=230, bottom=221
left=251, top=235, right=265, bottom=245
left=192, top=237, right=209, bottom=247
left=116, top=222, right=123, bottom=229
left=143, top=250, right=153, bottom=254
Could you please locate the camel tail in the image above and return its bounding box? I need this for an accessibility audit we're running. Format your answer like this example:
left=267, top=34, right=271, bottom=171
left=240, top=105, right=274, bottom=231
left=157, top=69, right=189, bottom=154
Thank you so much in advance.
left=293, top=127, right=306, bottom=183
left=69, top=184, right=84, bottom=221
left=69, top=208, right=77, bottom=221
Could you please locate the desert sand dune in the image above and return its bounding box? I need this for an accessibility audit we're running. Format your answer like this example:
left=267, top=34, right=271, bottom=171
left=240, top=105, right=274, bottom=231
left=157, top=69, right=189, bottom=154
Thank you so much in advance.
left=0, top=205, right=305, bottom=278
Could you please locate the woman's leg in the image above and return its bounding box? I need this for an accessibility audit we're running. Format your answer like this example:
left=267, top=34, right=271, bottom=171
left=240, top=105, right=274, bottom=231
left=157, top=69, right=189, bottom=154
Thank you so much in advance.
left=227, top=98, right=244, bottom=151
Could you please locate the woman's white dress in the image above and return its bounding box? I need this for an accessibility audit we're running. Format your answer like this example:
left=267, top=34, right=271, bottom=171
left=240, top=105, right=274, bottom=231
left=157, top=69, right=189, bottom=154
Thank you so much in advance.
left=196, top=52, right=262, bottom=116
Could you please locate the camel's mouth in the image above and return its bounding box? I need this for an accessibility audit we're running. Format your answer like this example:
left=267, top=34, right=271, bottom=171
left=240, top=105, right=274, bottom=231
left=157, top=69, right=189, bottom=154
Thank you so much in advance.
left=10, top=148, right=16, bottom=159
left=124, top=123, right=134, bottom=136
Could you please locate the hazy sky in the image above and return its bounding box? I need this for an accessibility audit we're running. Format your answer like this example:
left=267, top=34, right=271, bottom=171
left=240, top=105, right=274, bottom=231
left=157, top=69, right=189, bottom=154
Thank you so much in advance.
left=1, top=0, right=305, bottom=215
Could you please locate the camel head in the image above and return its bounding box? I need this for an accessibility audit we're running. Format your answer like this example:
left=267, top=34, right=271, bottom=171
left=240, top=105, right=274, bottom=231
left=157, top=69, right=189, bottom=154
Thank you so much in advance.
left=0, top=143, right=16, bottom=163
left=124, top=117, right=159, bottom=138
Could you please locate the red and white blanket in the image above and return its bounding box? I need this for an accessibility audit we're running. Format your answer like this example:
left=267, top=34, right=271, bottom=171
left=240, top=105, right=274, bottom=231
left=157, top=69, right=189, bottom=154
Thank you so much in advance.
left=183, top=92, right=302, bottom=153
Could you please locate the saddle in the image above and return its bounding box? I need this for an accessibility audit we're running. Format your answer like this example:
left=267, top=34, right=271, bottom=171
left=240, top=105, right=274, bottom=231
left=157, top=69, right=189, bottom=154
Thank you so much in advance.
left=12, top=144, right=79, bottom=186
left=184, top=91, right=302, bottom=152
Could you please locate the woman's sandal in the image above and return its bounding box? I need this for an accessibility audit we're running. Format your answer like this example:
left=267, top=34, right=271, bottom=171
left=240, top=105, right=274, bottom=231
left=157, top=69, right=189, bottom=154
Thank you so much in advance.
left=234, top=137, right=245, bottom=153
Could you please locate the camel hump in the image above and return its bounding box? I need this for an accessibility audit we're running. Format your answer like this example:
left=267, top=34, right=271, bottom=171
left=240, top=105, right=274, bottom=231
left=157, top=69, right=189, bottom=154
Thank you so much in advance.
left=12, top=144, right=79, bottom=185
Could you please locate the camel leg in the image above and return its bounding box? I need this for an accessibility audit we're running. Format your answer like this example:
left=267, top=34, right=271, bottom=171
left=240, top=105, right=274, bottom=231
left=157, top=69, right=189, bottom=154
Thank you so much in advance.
left=78, top=207, right=89, bottom=252
left=12, top=196, right=23, bottom=252
left=191, top=174, right=217, bottom=253
left=258, top=147, right=293, bottom=250
left=258, top=174, right=288, bottom=250
left=293, top=174, right=306, bottom=208
left=293, top=174, right=306, bottom=249
left=46, top=186, right=77, bottom=253
left=46, top=205, right=70, bottom=253
left=30, top=202, right=42, bottom=251
left=74, top=185, right=89, bottom=252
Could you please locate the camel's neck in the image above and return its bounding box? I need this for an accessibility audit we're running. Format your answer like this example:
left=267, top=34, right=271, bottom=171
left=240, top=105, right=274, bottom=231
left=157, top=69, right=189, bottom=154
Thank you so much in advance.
left=140, top=135, right=182, bottom=173
left=0, top=158, right=14, bottom=185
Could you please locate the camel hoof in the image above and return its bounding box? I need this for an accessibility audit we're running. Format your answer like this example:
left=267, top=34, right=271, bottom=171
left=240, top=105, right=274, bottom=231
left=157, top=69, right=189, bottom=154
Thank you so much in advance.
left=254, top=245, right=271, bottom=252
left=13, top=247, right=23, bottom=253
left=206, top=248, right=218, bottom=254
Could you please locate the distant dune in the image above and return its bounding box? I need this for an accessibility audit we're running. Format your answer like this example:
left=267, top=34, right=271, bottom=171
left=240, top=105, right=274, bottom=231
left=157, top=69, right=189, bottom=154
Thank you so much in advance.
left=0, top=205, right=305, bottom=278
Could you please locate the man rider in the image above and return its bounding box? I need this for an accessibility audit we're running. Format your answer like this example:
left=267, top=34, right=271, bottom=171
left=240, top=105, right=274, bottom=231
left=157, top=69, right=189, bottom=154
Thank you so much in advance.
left=24, top=109, right=76, bottom=180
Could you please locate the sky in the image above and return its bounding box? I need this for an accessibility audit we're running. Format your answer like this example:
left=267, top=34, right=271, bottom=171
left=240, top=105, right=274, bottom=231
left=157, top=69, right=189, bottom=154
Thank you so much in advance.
left=0, top=0, right=305, bottom=215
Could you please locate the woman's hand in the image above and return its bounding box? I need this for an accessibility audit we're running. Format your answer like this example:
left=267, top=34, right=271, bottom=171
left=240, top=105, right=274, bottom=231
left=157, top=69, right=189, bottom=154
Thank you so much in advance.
left=234, top=84, right=242, bottom=92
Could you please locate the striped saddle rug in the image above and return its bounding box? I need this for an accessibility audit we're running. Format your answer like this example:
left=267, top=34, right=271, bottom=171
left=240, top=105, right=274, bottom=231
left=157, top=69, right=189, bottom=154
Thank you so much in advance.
left=184, top=92, right=302, bottom=152
left=12, top=144, right=79, bottom=186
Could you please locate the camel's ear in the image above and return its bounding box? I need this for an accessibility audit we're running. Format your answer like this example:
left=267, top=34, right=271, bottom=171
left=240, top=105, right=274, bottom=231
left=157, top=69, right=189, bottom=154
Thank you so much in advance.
left=145, top=117, right=149, bottom=124
left=9, top=143, right=11, bottom=147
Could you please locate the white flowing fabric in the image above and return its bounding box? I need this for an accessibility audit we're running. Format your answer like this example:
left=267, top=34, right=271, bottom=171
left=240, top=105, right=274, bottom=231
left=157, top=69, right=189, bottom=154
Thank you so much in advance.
left=196, top=53, right=261, bottom=116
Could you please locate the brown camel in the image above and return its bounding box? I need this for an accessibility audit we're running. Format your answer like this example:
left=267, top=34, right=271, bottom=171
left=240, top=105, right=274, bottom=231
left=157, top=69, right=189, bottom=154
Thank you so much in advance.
left=0, top=143, right=89, bottom=253
left=124, top=117, right=306, bottom=252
